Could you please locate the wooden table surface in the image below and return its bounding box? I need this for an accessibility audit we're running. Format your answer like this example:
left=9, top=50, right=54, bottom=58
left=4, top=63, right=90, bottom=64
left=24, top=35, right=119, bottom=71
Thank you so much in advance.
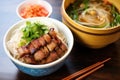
left=0, top=0, right=120, bottom=80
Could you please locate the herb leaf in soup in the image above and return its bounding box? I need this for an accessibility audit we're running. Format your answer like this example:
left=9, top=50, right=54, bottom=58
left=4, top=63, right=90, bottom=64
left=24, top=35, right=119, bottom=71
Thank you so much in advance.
left=110, top=5, right=120, bottom=27
left=19, top=21, right=49, bottom=47
left=83, top=0, right=89, bottom=10
left=66, top=0, right=89, bottom=20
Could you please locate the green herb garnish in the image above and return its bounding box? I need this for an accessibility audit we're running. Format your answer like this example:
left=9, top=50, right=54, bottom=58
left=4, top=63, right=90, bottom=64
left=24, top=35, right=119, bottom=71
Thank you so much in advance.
left=83, top=0, right=89, bottom=10
left=66, top=0, right=89, bottom=21
left=110, top=6, right=120, bottom=27
left=19, top=21, right=49, bottom=47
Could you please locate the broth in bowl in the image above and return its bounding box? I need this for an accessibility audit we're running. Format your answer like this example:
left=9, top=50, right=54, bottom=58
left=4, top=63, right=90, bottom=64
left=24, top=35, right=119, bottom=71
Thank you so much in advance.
left=66, top=0, right=120, bottom=28
left=61, top=0, right=120, bottom=48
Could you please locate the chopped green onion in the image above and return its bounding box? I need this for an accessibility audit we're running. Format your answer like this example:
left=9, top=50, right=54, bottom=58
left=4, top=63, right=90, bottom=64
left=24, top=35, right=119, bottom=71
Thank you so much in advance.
left=19, top=21, right=49, bottom=47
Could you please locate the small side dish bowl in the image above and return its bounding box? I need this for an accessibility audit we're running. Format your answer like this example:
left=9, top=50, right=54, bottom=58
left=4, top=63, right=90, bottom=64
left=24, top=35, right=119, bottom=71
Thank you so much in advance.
left=61, top=0, right=120, bottom=49
left=3, top=17, right=74, bottom=76
left=17, top=0, right=52, bottom=19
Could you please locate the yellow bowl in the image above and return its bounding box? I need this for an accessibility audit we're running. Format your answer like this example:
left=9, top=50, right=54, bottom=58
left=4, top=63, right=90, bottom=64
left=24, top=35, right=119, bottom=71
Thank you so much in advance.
left=61, top=0, right=120, bottom=49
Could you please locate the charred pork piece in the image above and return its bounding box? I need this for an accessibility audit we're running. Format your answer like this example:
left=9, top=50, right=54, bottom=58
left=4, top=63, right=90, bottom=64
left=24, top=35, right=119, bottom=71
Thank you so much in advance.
left=31, top=39, right=41, bottom=49
left=28, top=43, right=36, bottom=54
left=60, top=43, right=68, bottom=52
left=40, top=59, right=46, bottom=64
left=38, top=37, right=46, bottom=46
left=41, top=46, right=49, bottom=57
left=47, top=39, right=57, bottom=52
left=55, top=47, right=64, bottom=57
left=23, top=55, right=36, bottom=64
left=49, top=30, right=61, bottom=44
left=54, top=37, right=61, bottom=45
left=17, top=46, right=30, bottom=58
left=49, top=29, right=57, bottom=38
left=45, top=51, right=59, bottom=63
left=34, top=50, right=45, bottom=61
left=43, top=34, right=51, bottom=43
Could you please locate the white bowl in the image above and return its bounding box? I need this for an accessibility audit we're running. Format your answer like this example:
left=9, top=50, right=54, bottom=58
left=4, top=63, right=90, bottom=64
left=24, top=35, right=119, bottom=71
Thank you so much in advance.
left=16, top=0, right=52, bottom=19
left=3, top=17, right=74, bottom=76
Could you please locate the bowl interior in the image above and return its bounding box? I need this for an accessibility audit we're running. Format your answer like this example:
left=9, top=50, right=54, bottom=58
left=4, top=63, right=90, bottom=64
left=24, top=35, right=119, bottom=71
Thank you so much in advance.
left=4, top=17, right=74, bottom=68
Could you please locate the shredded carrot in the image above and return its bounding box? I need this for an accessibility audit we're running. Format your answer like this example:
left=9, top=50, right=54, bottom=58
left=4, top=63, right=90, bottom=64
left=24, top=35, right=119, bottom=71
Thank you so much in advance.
left=20, top=4, right=49, bottom=18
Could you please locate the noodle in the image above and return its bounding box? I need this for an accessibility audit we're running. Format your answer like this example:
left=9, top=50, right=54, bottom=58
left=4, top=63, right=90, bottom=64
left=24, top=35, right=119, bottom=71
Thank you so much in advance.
left=66, top=0, right=120, bottom=28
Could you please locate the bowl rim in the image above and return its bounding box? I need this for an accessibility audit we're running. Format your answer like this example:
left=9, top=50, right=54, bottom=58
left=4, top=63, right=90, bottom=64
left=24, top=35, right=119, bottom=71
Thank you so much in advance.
left=61, top=0, right=120, bottom=33
left=16, top=0, right=53, bottom=19
left=3, top=17, right=74, bottom=69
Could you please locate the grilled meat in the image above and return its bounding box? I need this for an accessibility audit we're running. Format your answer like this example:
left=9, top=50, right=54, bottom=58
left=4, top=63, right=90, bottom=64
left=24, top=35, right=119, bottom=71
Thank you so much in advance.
left=34, top=50, right=45, bottom=61
left=17, top=29, right=68, bottom=64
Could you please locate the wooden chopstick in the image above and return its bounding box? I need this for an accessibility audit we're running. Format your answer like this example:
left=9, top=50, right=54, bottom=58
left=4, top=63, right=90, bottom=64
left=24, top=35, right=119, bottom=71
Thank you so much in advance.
left=62, top=58, right=111, bottom=80
left=75, top=64, right=104, bottom=80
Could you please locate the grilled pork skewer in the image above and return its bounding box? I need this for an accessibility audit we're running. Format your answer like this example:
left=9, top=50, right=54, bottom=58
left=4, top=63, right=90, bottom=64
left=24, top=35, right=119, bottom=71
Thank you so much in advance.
left=17, top=29, right=68, bottom=64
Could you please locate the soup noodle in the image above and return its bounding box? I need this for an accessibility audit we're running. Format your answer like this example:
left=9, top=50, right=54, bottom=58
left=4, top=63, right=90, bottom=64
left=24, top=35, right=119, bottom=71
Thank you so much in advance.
left=66, top=0, right=120, bottom=28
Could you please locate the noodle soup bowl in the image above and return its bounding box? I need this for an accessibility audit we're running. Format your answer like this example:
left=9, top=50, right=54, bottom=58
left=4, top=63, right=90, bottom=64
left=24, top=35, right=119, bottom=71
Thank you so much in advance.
left=3, top=17, right=74, bottom=76
left=61, top=0, right=120, bottom=49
